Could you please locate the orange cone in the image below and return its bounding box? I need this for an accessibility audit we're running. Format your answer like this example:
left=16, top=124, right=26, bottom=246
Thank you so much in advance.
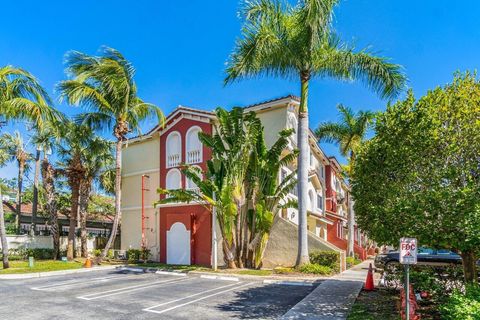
left=364, top=263, right=374, bottom=291
left=84, top=258, right=92, bottom=268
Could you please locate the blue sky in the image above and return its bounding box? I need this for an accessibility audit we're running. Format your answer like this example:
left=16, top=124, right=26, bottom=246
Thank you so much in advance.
left=1, top=0, right=479, bottom=180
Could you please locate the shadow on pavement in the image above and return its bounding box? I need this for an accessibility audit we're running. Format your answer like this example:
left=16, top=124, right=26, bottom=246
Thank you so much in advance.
left=215, top=282, right=318, bottom=319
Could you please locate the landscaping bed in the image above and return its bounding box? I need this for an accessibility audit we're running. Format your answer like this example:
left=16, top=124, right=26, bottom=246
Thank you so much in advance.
left=0, top=260, right=84, bottom=274
left=348, top=288, right=400, bottom=320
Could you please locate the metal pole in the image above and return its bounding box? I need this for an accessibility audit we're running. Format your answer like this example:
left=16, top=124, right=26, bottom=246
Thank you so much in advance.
left=212, top=191, right=217, bottom=271
left=405, top=264, right=410, bottom=320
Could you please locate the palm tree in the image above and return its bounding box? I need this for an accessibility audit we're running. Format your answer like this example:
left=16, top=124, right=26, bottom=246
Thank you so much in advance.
left=225, top=0, right=405, bottom=266
left=78, top=137, right=114, bottom=257
left=0, top=141, right=11, bottom=268
left=315, top=104, right=374, bottom=257
left=33, top=123, right=62, bottom=259
left=0, top=66, right=55, bottom=126
left=58, top=47, right=164, bottom=259
left=1, top=131, right=32, bottom=232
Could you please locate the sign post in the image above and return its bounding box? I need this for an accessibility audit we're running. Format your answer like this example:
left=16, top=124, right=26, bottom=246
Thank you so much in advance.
left=399, top=237, right=417, bottom=320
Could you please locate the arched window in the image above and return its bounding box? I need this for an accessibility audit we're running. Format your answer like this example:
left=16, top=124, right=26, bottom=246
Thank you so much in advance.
left=186, top=126, right=202, bottom=164
left=166, top=131, right=181, bottom=168
left=186, top=166, right=202, bottom=192
left=166, top=169, right=182, bottom=190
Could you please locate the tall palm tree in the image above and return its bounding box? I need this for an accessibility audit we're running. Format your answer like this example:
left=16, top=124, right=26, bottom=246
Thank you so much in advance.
left=315, top=104, right=374, bottom=257
left=58, top=47, right=164, bottom=259
left=1, top=131, right=32, bottom=232
left=225, top=0, right=405, bottom=265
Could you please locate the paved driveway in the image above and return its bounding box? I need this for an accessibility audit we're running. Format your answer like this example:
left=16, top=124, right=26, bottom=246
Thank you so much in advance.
left=0, top=269, right=316, bottom=319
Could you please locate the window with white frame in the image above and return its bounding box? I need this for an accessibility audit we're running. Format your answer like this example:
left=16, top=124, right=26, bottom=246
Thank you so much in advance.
left=166, top=168, right=182, bottom=190
left=337, top=222, right=343, bottom=239
left=186, top=126, right=202, bottom=164
left=166, top=131, right=182, bottom=168
left=308, top=190, right=315, bottom=211
left=317, top=192, right=323, bottom=211
left=186, top=166, right=202, bottom=192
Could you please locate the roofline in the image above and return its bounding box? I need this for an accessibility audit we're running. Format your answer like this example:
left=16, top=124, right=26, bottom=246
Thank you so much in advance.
left=243, top=95, right=300, bottom=112
left=126, top=106, right=215, bottom=144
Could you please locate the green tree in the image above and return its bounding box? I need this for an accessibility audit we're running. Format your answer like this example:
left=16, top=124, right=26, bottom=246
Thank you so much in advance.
left=0, top=142, right=11, bottom=268
left=0, top=66, right=58, bottom=267
left=1, top=131, right=32, bottom=232
left=225, top=0, right=405, bottom=266
left=315, top=104, right=374, bottom=257
left=352, top=73, right=480, bottom=283
left=58, top=47, right=164, bottom=259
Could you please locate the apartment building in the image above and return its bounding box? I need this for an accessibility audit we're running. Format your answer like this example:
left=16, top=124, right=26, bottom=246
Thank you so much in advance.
left=120, top=95, right=366, bottom=266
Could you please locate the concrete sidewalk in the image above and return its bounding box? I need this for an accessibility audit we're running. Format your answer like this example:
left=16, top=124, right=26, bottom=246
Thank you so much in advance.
left=281, top=260, right=377, bottom=320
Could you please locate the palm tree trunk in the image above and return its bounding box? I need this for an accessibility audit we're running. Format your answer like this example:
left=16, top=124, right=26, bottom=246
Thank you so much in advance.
left=295, top=72, right=311, bottom=266
left=31, top=149, right=41, bottom=235
left=79, top=179, right=91, bottom=258
left=42, top=158, right=60, bottom=260
left=67, top=179, right=80, bottom=260
left=15, top=160, right=25, bottom=232
left=0, top=186, right=10, bottom=269
left=101, top=138, right=122, bottom=259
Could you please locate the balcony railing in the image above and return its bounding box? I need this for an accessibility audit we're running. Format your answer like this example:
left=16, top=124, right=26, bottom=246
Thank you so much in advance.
left=167, top=154, right=181, bottom=168
left=187, top=149, right=202, bottom=164
left=187, top=187, right=200, bottom=194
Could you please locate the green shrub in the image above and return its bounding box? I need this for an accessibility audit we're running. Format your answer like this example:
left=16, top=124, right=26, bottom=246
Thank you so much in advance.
left=92, top=249, right=102, bottom=257
left=441, top=285, right=480, bottom=320
left=346, top=256, right=362, bottom=269
left=127, top=248, right=151, bottom=262
left=9, top=248, right=55, bottom=260
left=298, top=263, right=332, bottom=275
left=273, top=267, right=294, bottom=274
left=309, top=250, right=340, bottom=273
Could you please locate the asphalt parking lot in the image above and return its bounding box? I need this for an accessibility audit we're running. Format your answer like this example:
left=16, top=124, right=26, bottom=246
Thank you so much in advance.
left=0, top=269, right=316, bottom=319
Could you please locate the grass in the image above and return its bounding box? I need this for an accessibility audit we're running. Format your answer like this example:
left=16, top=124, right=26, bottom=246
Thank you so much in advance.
left=0, top=260, right=84, bottom=274
left=347, top=288, right=400, bottom=320
left=228, top=269, right=273, bottom=276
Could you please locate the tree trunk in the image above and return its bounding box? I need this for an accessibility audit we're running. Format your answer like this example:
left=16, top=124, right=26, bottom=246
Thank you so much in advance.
left=79, top=179, right=91, bottom=258
left=15, top=160, right=25, bottom=232
left=66, top=179, right=80, bottom=260
left=222, top=238, right=237, bottom=269
left=460, top=250, right=478, bottom=284
left=0, top=187, right=10, bottom=269
left=101, top=138, right=123, bottom=259
left=31, top=149, right=41, bottom=235
left=42, top=158, right=60, bottom=260
left=295, top=73, right=310, bottom=266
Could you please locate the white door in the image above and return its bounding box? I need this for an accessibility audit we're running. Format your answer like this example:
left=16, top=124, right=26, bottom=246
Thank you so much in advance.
left=167, top=222, right=191, bottom=265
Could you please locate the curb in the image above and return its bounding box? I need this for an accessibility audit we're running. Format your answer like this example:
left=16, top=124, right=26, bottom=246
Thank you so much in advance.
left=263, top=279, right=314, bottom=287
left=0, top=265, right=120, bottom=280
left=200, top=275, right=239, bottom=282
left=116, top=266, right=189, bottom=276
left=190, top=270, right=326, bottom=283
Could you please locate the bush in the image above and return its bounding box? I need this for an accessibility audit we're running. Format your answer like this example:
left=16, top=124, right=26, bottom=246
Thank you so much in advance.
left=92, top=249, right=102, bottom=257
left=309, top=250, right=340, bottom=273
left=299, top=263, right=332, bottom=275
left=127, top=248, right=150, bottom=262
left=441, top=285, right=480, bottom=320
left=346, top=256, right=362, bottom=269
left=8, top=248, right=55, bottom=260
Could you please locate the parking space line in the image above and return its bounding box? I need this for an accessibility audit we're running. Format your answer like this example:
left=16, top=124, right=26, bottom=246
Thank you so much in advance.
left=77, top=277, right=192, bottom=300
left=31, top=274, right=146, bottom=291
left=143, top=282, right=252, bottom=315
left=143, top=282, right=239, bottom=312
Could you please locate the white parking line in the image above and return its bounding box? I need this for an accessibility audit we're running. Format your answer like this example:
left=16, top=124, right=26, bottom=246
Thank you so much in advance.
left=143, top=282, right=252, bottom=315
left=143, top=282, right=239, bottom=312
left=77, top=277, right=191, bottom=300
left=31, top=274, right=146, bottom=291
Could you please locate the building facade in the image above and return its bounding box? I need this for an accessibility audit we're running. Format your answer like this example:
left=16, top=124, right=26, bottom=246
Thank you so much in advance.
left=121, top=96, right=366, bottom=266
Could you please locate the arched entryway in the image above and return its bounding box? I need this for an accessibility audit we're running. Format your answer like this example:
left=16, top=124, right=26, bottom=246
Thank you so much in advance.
left=166, top=222, right=191, bottom=265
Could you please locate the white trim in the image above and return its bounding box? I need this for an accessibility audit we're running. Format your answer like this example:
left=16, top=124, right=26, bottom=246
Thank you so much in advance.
left=166, top=131, right=182, bottom=168
left=244, top=97, right=299, bottom=113
left=122, top=168, right=160, bottom=178
left=155, top=202, right=208, bottom=208
left=122, top=205, right=155, bottom=211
